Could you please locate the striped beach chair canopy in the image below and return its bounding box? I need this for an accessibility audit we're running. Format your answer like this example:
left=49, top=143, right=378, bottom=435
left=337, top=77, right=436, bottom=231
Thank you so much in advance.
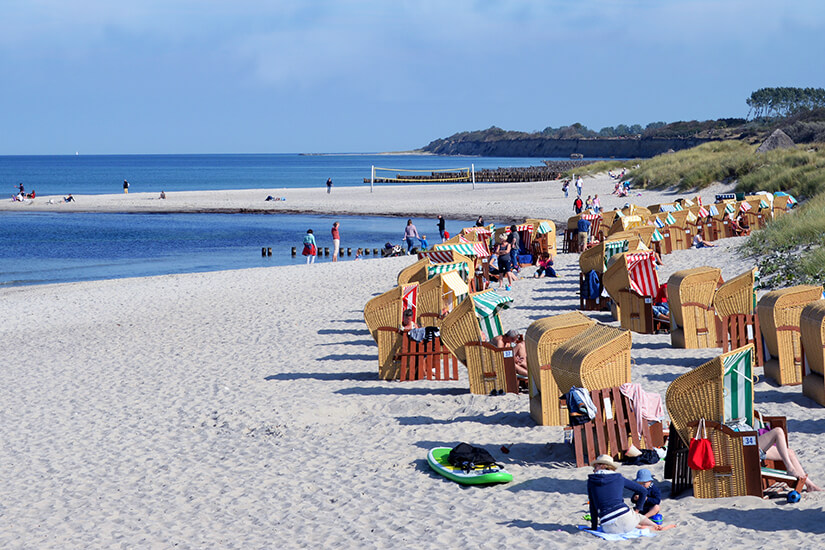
left=434, top=242, right=490, bottom=258
left=402, top=283, right=418, bottom=319
left=650, top=228, right=664, bottom=242
left=536, top=221, right=553, bottom=235
left=427, top=261, right=470, bottom=281
left=625, top=251, right=659, bottom=297
left=723, top=346, right=754, bottom=424
left=603, top=239, right=629, bottom=270
left=441, top=270, right=469, bottom=306
left=419, top=249, right=454, bottom=264
left=472, top=290, right=513, bottom=341
left=581, top=214, right=602, bottom=241
left=621, top=214, right=644, bottom=231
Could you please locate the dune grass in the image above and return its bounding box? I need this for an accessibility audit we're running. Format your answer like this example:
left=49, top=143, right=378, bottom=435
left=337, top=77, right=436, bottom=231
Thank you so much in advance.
left=741, top=191, right=825, bottom=288
left=624, top=141, right=825, bottom=199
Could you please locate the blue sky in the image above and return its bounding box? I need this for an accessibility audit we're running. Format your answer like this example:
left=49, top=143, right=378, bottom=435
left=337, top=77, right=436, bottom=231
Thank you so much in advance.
left=2, top=0, right=823, bottom=154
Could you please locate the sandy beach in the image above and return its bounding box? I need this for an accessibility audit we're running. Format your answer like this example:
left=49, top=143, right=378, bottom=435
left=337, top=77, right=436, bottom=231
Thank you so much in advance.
left=3, top=174, right=824, bottom=548
left=1, top=171, right=737, bottom=226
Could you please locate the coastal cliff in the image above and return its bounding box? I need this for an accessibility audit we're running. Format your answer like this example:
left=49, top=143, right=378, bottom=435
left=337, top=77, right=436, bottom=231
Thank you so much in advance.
left=420, top=136, right=712, bottom=158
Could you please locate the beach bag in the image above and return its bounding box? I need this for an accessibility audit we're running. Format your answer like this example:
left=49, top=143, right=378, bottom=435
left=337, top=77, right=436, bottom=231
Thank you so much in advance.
left=688, top=418, right=715, bottom=471
left=448, top=443, right=498, bottom=471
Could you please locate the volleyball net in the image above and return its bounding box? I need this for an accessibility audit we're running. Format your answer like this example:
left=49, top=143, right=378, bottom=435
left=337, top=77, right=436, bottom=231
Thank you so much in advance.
left=368, top=165, right=476, bottom=191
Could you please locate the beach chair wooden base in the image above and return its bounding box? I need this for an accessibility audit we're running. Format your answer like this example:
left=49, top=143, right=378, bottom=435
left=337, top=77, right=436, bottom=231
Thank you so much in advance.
left=663, top=422, right=693, bottom=497
left=562, top=229, right=576, bottom=253
left=464, top=341, right=516, bottom=395
left=397, top=333, right=459, bottom=382
left=717, top=314, right=764, bottom=367
left=562, top=387, right=664, bottom=468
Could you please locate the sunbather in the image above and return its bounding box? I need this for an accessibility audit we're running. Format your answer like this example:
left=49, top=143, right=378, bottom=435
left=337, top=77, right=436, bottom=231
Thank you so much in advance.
left=401, top=308, right=419, bottom=331
left=758, top=426, right=821, bottom=492
left=490, top=329, right=527, bottom=378
left=692, top=232, right=715, bottom=249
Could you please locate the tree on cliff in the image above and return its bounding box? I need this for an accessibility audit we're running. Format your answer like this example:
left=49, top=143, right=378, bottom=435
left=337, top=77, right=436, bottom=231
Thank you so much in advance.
left=747, top=87, right=825, bottom=119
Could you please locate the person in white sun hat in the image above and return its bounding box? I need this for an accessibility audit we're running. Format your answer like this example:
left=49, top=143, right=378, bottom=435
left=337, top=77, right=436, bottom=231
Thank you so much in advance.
left=587, top=455, right=676, bottom=534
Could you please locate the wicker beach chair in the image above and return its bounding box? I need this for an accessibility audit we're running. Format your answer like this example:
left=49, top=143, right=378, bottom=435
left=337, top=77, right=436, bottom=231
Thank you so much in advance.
left=578, top=235, right=643, bottom=275
left=668, top=266, right=722, bottom=349
left=364, top=283, right=419, bottom=379
left=524, top=312, right=596, bottom=426
left=713, top=267, right=763, bottom=364
left=397, top=258, right=430, bottom=286
left=608, top=214, right=647, bottom=236
left=416, top=270, right=469, bottom=327
left=801, top=300, right=825, bottom=405
left=758, top=285, right=823, bottom=386
left=603, top=251, right=661, bottom=334
left=525, top=218, right=557, bottom=258
left=551, top=324, right=632, bottom=395
left=440, top=289, right=515, bottom=394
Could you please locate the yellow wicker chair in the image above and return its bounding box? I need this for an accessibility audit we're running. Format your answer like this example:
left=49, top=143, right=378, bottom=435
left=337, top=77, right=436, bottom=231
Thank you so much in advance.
left=665, top=345, right=786, bottom=498
left=416, top=271, right=469, bottom=327
left=758, top=285, right=823, bottom=385
left=668, top=266, right=721, bottom=348
left=578, top=235, right=643, bottom=275
left=440, top=290, right=513, bottom=394
left=364, top=284, right=422, bottom=379
left=714, top=268, right=757, bottom=318
left=397, top=258, right=430, bottom=286
left=524, top=312, right=596, bottom=425
left=525, top=218, right=557, bottom=257
left=802, top=300, right=825, bottom=405
left=603, top=251, right=661, bottom=334
left=667, top=210, right=692, bottom=250
left=551, top=324, right=632, bottom=395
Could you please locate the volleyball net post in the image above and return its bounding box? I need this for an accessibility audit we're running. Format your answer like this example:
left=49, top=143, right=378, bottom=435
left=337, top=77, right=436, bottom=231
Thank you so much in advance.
left=371, top=165, right=375, bottom=193
left=472, top=163, right=476, bottom=190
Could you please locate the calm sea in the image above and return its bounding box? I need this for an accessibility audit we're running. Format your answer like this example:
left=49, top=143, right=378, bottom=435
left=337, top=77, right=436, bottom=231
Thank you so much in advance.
left=1, top=153, right=550, bottom=287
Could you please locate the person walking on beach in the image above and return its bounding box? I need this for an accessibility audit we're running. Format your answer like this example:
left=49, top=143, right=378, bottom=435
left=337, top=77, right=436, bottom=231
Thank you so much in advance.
left=575, top=175, right=583, bottom=197
left=475, top=215, right=485, bottom=227
left=302, top=229, right=317, bottom=264
left=437, top=215, right=446, bottom=242
left=574, top=196, right=583, bottom=215
left=507, top=225, right=520, bottom=274
left=403, top=219, right=420, bottom=254
left=123, top=180, right=129, bottom=194
left=562, top=179, right=569, bottom=198
left=326, top=178, right=333, bottom=194
left=331, top=222, right=341, bottom=262
left=592, top=194, right=601, bottom=213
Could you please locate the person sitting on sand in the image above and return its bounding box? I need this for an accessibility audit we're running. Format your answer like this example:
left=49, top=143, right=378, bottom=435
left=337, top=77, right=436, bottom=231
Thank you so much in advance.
left=64, top=194, right=75, bottom=202
left=692, top=231, right=715, bottom=249
left=159, top=191, right=166, bottom=200
left=401, top=308, right=419, bottom=331
left=588, top=455, right=675, bottom=534
left=533, top=252, right=558, bottom=278
left=631, top=469, right=662, bottom=521
left=758, top=426, right=821, bottom=492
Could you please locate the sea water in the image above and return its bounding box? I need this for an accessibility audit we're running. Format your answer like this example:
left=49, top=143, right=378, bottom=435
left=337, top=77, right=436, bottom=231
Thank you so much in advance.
left=0, top=153, right=551, bottom=287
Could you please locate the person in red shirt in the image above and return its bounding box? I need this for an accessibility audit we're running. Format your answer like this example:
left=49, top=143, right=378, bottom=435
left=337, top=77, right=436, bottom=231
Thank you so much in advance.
left=331, top=222, right=340, bottom=262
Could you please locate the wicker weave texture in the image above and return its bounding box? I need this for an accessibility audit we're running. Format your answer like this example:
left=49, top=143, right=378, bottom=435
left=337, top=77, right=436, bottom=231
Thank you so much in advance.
left=397, top=258, right=429, bottom=286
left=438, top=291, right=478, bottom=365
left=757, top=285, right=822, bottom=385
left=465, top=344, right=506, bottom=394
left=602, top=253, right=632, bottom=301
left=689, top=424, right=748, bottom=499
left=801, top=300, right=825, bottom=377
left=713, top=268, right=757, bottom=317
left=364, top=285, right=404, bottom=342
left=668, top=267, right=721, bottom=348
left=416, top=275, right=443, bottom=322
left=376, top=328, right=403, bottom=380
left=665, top=354, right=725, bottom=445
left=579, top=236, right=642, bottom=275
left=525, top=313, right=596, bottom=425
left=551, top=324, right=632, bottom=394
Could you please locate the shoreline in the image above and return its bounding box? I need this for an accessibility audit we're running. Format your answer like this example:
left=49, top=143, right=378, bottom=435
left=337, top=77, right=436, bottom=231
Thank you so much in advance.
left=0, top=173, right=739, bottom=226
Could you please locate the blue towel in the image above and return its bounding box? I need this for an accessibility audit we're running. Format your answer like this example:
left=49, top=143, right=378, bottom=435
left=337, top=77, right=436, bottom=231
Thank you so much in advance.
left=584, top=270, right=601, bottom=300
left=577, top=525, right=656, bottom=540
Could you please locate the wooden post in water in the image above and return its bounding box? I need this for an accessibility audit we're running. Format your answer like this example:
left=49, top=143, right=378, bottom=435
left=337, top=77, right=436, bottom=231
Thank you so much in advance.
left=373, top=248, right=379, bottom=256
left=291, top=247, right=296, bottom=256
left=267, top=247, right=272, bottom=256
left=364, top=248, right=370, bottom=255
left=324, top=247, right=329, bottom=256
left=347, top=248, right=352, bottom=256
left=262, top=247, right=267, bottom=257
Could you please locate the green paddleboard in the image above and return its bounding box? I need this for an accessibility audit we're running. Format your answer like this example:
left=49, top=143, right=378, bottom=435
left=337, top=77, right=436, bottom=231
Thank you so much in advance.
left=427, top=447, right=513, bottom=485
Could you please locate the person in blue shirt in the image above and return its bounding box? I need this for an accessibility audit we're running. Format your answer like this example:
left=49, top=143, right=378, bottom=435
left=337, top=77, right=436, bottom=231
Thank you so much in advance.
left=587, top=455, right=675, bottom=534
left=417, top=235, right=429, bottom=251
left=577, top=217, right=592, bottom=253
left=632, top=469, right=662, bottom=522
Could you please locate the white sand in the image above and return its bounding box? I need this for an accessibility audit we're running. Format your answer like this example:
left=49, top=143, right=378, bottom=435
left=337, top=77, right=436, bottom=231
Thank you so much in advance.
left=3, top=175, right=823, bottom=548
left=1, top=172, right=738, bottom=226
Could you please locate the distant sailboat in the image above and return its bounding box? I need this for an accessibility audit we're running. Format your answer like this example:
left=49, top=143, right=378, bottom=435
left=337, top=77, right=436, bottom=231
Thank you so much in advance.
left=75, top=151, right=79, bottom=156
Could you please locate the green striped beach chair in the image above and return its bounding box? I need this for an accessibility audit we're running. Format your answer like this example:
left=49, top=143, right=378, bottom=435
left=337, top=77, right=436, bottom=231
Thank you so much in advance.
left=440, top=289, right=516, bottom=395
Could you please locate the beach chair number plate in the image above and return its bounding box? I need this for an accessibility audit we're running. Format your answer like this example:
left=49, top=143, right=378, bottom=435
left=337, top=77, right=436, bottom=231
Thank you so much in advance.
left=645, top=298, right=652, bottom=304
left=742, top=436, right=756, bottom=446
left=503, top=350, right=513, bottom=358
